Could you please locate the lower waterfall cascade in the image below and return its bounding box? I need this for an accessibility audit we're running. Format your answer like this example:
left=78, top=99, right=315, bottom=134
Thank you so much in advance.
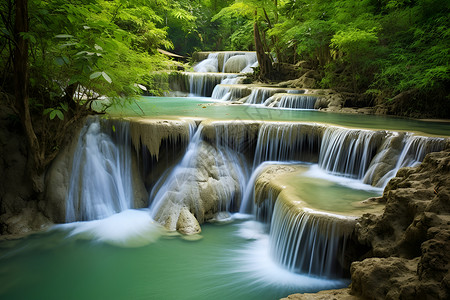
left=61, top=116, right=447, bottom=283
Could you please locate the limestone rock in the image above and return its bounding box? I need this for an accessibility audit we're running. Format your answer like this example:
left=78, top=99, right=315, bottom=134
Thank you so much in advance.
left=280, top=288, right=359, bottom=300
left=152, top=141, right=244, bottom=234
left=350, top=257, right=419, bottom=299
left=176, top=207, right=201, bottom=235
left=351, top=148, right=450, bottom=299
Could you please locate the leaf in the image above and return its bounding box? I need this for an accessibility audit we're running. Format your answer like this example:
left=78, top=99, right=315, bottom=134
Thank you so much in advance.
left=55, top=110, right=64, bottom=120
left=43, top=108, right=52, bottom=115
left=101, top=72, right=112, bottom=84
left=94, top=44, right=103, bottom=51
left=90, top=72, right=102, bottom=79
left=49, top=110, right=57, bottom=120
left=54, top=34, right=74, bottom=39
left=60, top=103, right=68, bottom=112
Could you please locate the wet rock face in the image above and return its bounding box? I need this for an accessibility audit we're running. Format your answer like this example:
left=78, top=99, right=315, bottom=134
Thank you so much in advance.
left=351, top=148, right=450, bottom=299
left=152, top=141, right=243, bottom=234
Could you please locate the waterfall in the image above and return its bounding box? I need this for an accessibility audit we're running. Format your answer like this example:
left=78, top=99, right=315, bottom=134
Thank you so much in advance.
left=239, top=162, right=273, bottom=214
left=318, top=127, right=384, bottom=179
left=265, top=94, right=317, bottom=110
left=365, top=133, right=446, bottom=187
left=211, top=84, right=250, bottom=101
left=222, top=52, right=258, bottom=73
left=269, top=199, right=354, bottom=278
left=253, top=123, right=323, bottom=168
left=188, top=73, right=226, bottom=97
left=246, top=88, right=279, bottom=105
left=193, top=53, right=219, bottom=73
left=66, top=117, right=133, bottom=222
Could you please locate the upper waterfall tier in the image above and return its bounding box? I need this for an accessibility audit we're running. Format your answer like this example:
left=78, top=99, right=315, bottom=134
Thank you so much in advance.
left=200, top=120, right=447, bottom=187
left=192, top=51, right=258, bottom=73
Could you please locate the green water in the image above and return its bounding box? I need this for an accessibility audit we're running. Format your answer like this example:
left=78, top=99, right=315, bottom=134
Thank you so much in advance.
left=0, top=217, right=348, bottom=300
left=105, top=96, right=450, bottom=136
left=286, top=166, right=383, bottom=215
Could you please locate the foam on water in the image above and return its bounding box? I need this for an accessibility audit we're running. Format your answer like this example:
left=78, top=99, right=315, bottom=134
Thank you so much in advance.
left=228, top=220, right=350, bottom=290
left=304, top=164, right=383, bottom=193
left=55, top=209, right=163, bottom=248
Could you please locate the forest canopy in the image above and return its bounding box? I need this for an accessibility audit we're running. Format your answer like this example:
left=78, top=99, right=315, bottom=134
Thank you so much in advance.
left=0, top=0, right=449, bottom=190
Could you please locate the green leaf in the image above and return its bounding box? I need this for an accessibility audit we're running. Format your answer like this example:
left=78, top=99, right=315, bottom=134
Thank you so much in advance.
left=43, top=108, right=52, bottom=115
left=55, top=110, right=64, bottom=120
left=49, top=110, right=57, bottom=120
left=60, top=103, right=68, bottom=112
left=101, top=72, right=112, bottom=84
left=90, top=72, right=102, bottom=79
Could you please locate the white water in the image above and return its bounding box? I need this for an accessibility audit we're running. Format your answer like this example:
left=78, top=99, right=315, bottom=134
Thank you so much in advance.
left=230, top=220, right=350, bottom=288
left=57, top=209, right=163, bottom=247
left=66, top=118, right=133, bottom=222
left=193, top=53, right=219, bottom=72
left=318, top=127, right=384, bottom=179
left=253, top=123, right=322, bottom=167
left=269, top=200, right=354, bottom=278
left=246, top=88, right=279, bottom=105
left=264, top=94, right=317, bottom=110
left=63, top=116, right=446, bottom=283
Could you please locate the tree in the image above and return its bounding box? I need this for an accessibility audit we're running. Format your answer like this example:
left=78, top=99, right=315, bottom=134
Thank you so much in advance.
left=1, top=0, right=190, bottom=191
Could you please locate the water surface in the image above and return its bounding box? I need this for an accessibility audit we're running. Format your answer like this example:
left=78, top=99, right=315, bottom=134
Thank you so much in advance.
left=0, top=215, right=348, bottom=300
left=105, top=97, right=450, bottom=136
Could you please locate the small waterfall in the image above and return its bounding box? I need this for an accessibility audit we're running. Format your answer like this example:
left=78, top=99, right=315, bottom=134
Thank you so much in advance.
left=368, top=133, right=445, bottom=187
left=239, top=162, right=274, bottom=214
left=269, top=198, right=354, bottom=278
left=267, top=94, right=317, bottom=110
left=253, top=123, right=323, bottom=168
left=66, top=118, right=133, bottom=222
left=211, top=84, right=251, bottom=101
left=193, top=53, right=219, bottom=72
left=246, top=88, right=280, bottom=105
left=188, top=73, right=226, bottom=97
left=318, top=127, right=384, bottom=179
left=222, top=52, right=258, bottom=73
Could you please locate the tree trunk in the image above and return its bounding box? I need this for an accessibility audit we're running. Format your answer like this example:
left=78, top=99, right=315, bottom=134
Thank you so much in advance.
left=14, top=0, right=44, bottom=192
left=253, top=18, right=272, bottom=81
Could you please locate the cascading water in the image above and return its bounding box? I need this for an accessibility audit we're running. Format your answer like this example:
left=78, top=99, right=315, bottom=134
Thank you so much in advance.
left=253, top=123, right=323, bottom=168
left=269, top=199, right=354, bottom=278
left=188, top=73, right=227, bottom=97
left=193, top=53, right=219, bottom=72
left=318, top=127, right=384, bottom=179
left=246, top=88, right=280, bottom=105
left=364, top=133, right=446, bottom=187
left=66, top=117, right=133, bottom=222
left=264, top=94, right=317, bottom=110
left=211, top=84, right=251, bottom=101
left=65, top=116, right=446, bottom=282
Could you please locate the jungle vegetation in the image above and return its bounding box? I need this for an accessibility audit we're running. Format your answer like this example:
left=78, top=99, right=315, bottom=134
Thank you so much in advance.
left=0, top=0, right=449, bottom=190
